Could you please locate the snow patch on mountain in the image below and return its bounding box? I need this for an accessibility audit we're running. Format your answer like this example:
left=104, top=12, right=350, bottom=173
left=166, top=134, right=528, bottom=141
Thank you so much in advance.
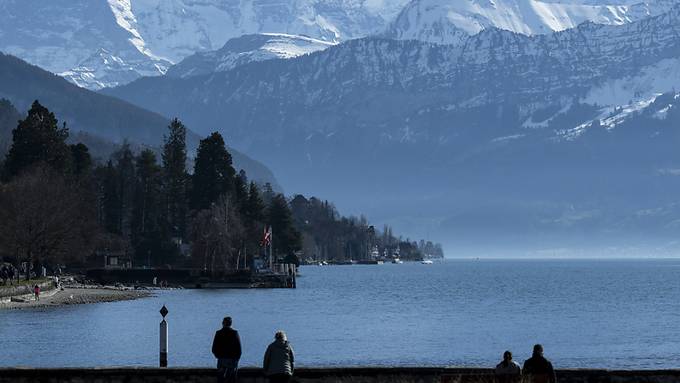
left=386, top=0, right=674, bottom=44
left=167, top=33, right=335, bottom=78
left=583, top=58, right=680, bottom=107
left=125, top=0, right=411, bottom=62
left=555, top=57, right=680, bottom=139
left=60, top=48, right=170, bottom=90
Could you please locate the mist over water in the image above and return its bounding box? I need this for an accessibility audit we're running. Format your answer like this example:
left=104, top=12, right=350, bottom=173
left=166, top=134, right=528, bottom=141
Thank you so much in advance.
left=2, top=259, right=679, bottom=369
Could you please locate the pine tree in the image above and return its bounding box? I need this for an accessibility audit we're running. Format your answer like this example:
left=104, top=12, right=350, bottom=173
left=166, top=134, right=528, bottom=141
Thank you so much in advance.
left=261, top=182, right=275, bottom=206
left=191, top=132, right=235, bottom=210
left=99, top=160, right=121, bottom=234
left=132, top=149, right=166, bottom=266
left=133, top=149, right=163, bottom=238
left=162, top=118, right=188, bottom=239
left=70, top=143, right=92, bottom=177
left=245, top=182, right=266, bottom=223
left=268, top=193, right=302, bottom=258
left=3, top=100, right=71, bottom=180
left=234, top=170, right=249, bottom=211
left=113, top=143, right=136, bottom=238
left=242, top=182, right=266, bottom=258
left=0, top=99, right=21, bottom=157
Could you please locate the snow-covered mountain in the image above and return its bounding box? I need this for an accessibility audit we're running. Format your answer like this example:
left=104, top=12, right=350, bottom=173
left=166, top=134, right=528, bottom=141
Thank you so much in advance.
left=104, top=5, right=680, bottom=252
left=0, top=0, right=409, bottom=90
left=60, top=48, right=171, bottom=90
left=128, top=0, right=410, bottom=62
left=167, top=33, right=335, bottom=79
left=386, top=0, right=675, bottom=44
left=2, top=0, right=671, bottom=90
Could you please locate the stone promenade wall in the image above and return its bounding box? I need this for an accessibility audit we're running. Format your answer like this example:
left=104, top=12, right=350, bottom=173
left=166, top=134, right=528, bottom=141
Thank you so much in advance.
left=1, top=367, right=680, bottom=383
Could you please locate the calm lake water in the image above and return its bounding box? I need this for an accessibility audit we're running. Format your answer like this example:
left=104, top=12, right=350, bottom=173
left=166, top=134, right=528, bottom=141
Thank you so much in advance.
left=1, top=259, right=679, bottom=369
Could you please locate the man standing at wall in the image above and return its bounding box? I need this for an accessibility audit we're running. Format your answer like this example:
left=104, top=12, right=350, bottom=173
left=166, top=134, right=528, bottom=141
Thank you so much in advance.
left=212, top=316, right=242, bottom=383
left=523, top=344, right=557, bottom=383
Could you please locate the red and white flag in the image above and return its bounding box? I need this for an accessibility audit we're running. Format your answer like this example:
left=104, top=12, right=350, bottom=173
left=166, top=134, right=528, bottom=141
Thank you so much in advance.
left=261, top=226, right=272, bottom=247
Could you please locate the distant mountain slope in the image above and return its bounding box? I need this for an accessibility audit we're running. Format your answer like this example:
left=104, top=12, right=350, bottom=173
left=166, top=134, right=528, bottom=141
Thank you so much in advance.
left=167, top=33, right=335, bottom=78
left=385, top=0, right=674, bottom=44
left=106, top=6, right=680, bottom=253
left=0, top=53, right=281, bottom=189
left=0, top=99, right=20, bottom=156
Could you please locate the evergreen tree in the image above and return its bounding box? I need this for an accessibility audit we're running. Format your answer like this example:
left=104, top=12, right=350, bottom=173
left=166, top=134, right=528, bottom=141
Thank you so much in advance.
left=162, top=118, right=188, bottom=239
left=0, top=99, right=20, bottom=158
left=133, top=149, right=163, bottom=237
left=261, top=182, right=275, bottom=206
left=191, top=132, right=235, bottom=210
left=268, top=193, right=302, bottom=257
left=234, top=170, right=249, bottom=212
left=3, top=100, right=71, bottom=180
left=243, top=182, right=266, bottom=258
left=99, top=160, right=121, bottom=234
left=132, top=149, right=166, bottom=266
left=245, top=182, right=266, bottom=223
left=70, top=143, right=92, bottom=177
left=113, top=143, right=136, bottom=237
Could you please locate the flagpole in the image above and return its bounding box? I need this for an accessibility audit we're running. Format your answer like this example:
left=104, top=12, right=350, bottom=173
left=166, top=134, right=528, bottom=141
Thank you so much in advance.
left=269, top=227, right=273, bottom=271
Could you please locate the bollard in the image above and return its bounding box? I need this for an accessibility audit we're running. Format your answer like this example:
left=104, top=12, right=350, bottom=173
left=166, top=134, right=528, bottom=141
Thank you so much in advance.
left=159, top=305, right=169, bottom=367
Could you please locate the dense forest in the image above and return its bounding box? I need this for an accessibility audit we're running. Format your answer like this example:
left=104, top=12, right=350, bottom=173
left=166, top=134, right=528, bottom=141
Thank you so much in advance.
left=290, top=195, right=443, bottom=261
left=0, top=100, right=443, bottom=276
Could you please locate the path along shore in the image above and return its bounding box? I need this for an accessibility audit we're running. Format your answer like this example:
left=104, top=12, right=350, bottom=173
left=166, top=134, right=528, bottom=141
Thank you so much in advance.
left=0, top=285, right=151, bottom=310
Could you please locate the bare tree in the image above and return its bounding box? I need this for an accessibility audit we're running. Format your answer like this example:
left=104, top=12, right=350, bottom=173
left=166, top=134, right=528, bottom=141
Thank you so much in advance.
left=189, top=195, right=244, bottom=275
left=0, top=166, right=97, bottom=277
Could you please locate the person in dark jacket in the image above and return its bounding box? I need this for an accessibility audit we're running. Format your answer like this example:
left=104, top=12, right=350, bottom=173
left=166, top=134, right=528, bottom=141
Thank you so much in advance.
left=522, top=344, right=556, bottom=383
left=212, top=317, right=242, bottom=383
left=263, top=330, right=295, bottom=383
left=495, top=350, right=521, bottom=383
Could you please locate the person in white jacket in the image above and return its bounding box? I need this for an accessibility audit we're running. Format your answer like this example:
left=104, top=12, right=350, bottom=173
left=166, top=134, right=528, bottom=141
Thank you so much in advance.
left=495, top=350, right=521, bottom=383
left=263, top=331, right=295, bottom=383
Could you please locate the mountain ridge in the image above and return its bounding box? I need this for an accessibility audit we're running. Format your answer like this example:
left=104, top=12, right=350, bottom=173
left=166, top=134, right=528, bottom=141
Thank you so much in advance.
left=385, top=0, right=676, bottom=44
left=1, top=0, right=673, bottom=90
left=166, top=33, right=335, bottom=78
left=103, top=5, right=680, bottom=252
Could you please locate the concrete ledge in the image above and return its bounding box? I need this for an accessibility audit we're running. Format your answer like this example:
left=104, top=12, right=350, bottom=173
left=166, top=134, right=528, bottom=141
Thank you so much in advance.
left=1, top=367, right=680, bottom=383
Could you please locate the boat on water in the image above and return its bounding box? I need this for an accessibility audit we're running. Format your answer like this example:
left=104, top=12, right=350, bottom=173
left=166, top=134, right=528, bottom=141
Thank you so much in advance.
left=421, top=260, right=434, bottom=265
left=392, top=258, right=404, bottom=264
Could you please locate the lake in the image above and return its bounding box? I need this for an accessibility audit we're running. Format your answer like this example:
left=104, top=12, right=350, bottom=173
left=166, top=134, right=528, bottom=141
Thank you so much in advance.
left=1, top=259, right=679, bottom=369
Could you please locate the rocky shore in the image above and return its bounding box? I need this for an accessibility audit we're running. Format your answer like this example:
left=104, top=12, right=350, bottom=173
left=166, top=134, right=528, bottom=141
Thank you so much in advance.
left=0, top=286, right=151, bottom=310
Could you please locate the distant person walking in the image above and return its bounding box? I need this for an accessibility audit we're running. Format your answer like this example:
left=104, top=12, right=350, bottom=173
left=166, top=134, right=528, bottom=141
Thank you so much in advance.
left=495, top=350, right=521, bottom=383
left=523, top=344, right=556, bottom=383
left=33, top=284, right=40, bottom=301
left=263, top=330, right=295, bottom=383
left=212, top=317, right=242, bottom=383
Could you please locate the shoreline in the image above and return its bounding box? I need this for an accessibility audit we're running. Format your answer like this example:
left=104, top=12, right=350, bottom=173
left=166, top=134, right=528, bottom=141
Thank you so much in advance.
left=0, top=286, right=152, bottom=310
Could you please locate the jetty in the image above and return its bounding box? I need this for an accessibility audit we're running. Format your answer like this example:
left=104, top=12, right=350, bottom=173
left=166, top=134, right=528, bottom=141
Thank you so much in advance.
left=85, top=267, right=297, bottom=289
